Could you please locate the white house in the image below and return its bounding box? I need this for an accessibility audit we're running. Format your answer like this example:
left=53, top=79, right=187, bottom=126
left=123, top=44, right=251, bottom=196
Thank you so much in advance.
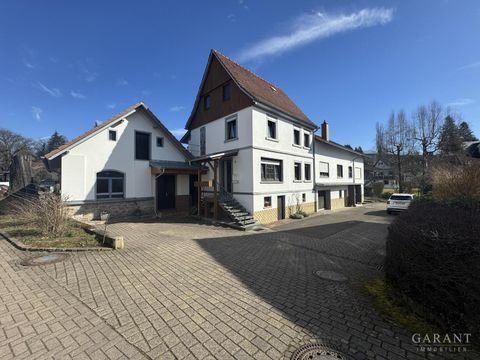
left=45, top=49, right=364, bottom=226
left=182, top=50, right=364, bottom=225
left=44, top=102, right=198, bottom=220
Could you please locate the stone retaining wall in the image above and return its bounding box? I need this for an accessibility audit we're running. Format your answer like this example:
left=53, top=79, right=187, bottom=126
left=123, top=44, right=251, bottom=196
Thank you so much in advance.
left=67, top=198, right=154, bottom=221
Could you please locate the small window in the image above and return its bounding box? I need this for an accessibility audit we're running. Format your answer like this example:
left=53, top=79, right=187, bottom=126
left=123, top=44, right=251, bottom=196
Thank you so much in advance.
left=261, top=158, right=282, bottom=182
left=337, top=164, right=343, bottom=178
left=108, top=130, right=117, bottom=141
left=304, top=133, right=310, bottom=147
left=319, top=161, right=329, bottom=178
left=264, top=196, right=272, bottom=208
left=348, top=166, right=353, bottom=178
left=156, top=137, right=164, bottom=147
left=204, top=95, right=211, bottom=110
left=200, top=127, right=206, bottom=155
left=304, top=163, right=311, bottom=181
left=302, top=193, right=306, bottom=202
left=293, top=129, right=300, bottom=145
left=96, top=171, right=124, bottom=199
left=225, top=117, right=237, bottom=140
left=294, top=162, right=301, bottom=181
left=223, top=84, right=231, bottom=101
left=267, top=119, right=277, bottom=139
left=135, top=131, right=151, bottom=160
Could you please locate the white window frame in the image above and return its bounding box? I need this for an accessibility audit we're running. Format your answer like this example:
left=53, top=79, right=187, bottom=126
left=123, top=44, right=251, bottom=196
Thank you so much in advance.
left=319, top=161, right=329, bottom=178
left=225, top=116, right=238, bottom=141
left=266, top=117, right=278, bottom=141
left=304, top=163, right=312, bottom=182
left=294, top=162, right=302, bottom=182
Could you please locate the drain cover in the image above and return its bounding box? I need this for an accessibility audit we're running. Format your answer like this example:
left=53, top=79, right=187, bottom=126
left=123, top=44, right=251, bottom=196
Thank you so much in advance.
left=20, top=253, right=69, bottom=266
left=291, top=344, right=348, bottom=360
left=313, top=270, right=348, bottom=282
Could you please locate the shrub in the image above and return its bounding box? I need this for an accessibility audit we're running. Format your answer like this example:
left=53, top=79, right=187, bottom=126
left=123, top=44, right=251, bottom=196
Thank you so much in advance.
left=432, top=161, right=480, bottom=203
left=385, top=199, right=480, bottom=335
left=380, top=191, right=393, bottom=199
left=372, top=182, right=384, bottom=197
left=11, top=193, right=70, bottom=236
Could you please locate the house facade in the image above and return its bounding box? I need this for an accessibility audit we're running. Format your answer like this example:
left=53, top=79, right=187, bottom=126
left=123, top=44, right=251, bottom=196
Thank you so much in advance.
left=44, top=103, right=198, bottom=220
left=182, top=50, right=364, bottom=224
left=45, top=49, right=364, bottom=225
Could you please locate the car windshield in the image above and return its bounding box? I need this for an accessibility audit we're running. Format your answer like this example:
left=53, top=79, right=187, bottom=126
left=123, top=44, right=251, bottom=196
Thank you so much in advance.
left=390, top=195, right=412, bottom=201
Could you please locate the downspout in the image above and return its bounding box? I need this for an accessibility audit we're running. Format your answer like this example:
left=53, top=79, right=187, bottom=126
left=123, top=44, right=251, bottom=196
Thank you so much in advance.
left=351, top=155, right=363, bottom=207
left=154, top=168, right=166, bottom=217
left=312, top=126, right=320, bottom=212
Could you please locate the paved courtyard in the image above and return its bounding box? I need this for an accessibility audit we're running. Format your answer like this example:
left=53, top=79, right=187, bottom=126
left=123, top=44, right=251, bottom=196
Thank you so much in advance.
left=0, top=203, right=476, bottom=359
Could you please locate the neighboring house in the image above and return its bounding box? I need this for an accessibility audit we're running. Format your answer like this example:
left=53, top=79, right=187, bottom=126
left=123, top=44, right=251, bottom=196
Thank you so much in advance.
left=315, top=122, right=364, bottom=210
left=182, top=49, right=364, bottom=224
left=44, top=102, right=197, bottom=220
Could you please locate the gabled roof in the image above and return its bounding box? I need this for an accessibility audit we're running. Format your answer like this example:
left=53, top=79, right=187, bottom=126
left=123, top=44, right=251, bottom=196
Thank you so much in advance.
left=315, top=135, right=364, bottom=157
left=44, top=102, right=192, bottom=160
left=185, top=49, right=317, bottom=130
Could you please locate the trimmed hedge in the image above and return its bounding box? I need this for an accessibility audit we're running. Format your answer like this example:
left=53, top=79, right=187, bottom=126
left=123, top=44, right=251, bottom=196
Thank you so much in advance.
left=385, top=199, right=480, bottom=336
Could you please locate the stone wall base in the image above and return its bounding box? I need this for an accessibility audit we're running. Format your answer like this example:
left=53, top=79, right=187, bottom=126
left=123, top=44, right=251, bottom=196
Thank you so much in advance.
left=330, top=198, right=347, bottom=210
left=254, top=201, right=316, bottom=224
left=67, top=198, right=154, bottom=221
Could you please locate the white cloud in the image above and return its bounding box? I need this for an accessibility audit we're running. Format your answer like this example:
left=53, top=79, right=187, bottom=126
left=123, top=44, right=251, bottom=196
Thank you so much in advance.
left=106, top=103, right=116, bottom=109
left=227, top=14, right=236, bottom=23
left=459, top=61, right=480, bottom=70
left=446, top=98, right=475, bottom=107
left=237, top=8, right=393, bottom=62
left=35, top=82, right=62, bottom=97
left=169, top=128, right=187, bottom=138
left=31, top=106, right=43, bottom=121
left=117, top=79, right=128, bottom=86
left=22, top=59, right=35, bottom=69
left=169, top=105, right=184, bottom=112
left=70, top=90, right=85, bottom=99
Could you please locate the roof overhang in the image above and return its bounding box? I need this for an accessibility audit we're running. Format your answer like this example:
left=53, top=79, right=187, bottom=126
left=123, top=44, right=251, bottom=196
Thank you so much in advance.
left=150, top=161, right=205, bottom=175
left=190, top=149, right=239, bottom=163
left=315, top=136, right=364, bottom=157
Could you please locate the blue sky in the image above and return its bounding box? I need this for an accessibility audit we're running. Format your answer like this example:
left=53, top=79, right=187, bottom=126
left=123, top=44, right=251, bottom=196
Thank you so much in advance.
left=1, top=0, right=479, bottom=150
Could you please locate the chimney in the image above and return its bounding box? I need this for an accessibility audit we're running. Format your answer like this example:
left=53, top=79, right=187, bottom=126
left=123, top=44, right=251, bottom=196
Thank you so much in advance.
left=321, top=120, right=329, bottom=141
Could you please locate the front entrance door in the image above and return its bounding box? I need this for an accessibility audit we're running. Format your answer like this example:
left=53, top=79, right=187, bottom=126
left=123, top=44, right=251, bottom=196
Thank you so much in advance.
left=220, top=159, right=233, bottom=193
left=157, top=175, right=176, bottom=210
left=318, top=191, right=326, bottom=209
left=277, top=195, right=285, bottom=220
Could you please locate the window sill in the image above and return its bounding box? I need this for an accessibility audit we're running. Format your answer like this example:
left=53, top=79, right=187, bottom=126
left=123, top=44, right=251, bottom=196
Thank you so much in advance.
left=135, top=158, right=151, bottom=161
left=303, top=180, right=312, bottom=183
left=260, top=181, right=283, bottom=184
left=265, top=137, right=279, bottom=142
left=224, top=137, right=238, bottom=143
left=303, top=146, right=311, bottom=150
left=293, top=180, right=303, bottom=183
left=292, top=143, right=302, bottom=148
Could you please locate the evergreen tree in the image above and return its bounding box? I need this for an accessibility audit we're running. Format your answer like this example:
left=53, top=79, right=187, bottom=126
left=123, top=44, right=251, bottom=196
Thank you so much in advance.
left=344, top=144, right=353, bottom=150
left=46, top=131, right=67, bottom=153
left=439, top=116, right=462, bottom=154
left=458, top=121, right=478, bottom=142
left=354, top=146, right=364, bottom=153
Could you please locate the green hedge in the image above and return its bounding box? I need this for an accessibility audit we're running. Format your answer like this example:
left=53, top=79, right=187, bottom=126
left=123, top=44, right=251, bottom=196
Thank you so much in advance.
left=385, top=199, right=480, bottom=335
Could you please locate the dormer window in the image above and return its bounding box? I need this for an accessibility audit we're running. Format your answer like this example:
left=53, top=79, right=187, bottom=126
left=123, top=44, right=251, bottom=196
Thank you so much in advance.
left=223, top=84, right=231, bottom=101
left=204, top=95, right=211, bottom=110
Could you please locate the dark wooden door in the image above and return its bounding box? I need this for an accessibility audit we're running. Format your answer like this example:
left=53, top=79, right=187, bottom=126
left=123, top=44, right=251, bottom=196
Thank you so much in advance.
left=277, top=195, right=285, bottom=220
left=157, top=175, right=176, bottom=210
left=221, top=159, right=233, bottom=193
left=318, top=191, right=326, bottom=209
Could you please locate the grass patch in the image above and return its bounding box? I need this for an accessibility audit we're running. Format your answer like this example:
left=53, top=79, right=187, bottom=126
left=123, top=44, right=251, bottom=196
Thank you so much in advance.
left=0, top=213, right=102, bottom=248
left=363, top=276, right=440, bottom=334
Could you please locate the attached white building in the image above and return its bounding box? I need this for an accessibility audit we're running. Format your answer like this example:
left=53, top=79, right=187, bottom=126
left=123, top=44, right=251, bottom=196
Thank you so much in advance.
left=44, top=102, right=198, bottom=220
left=182, top=50, right=364, bottom=225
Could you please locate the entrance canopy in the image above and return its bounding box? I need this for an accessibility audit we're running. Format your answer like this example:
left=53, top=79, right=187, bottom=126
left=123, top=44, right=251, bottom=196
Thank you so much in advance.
left=190, top=149, right=238, bottom=163
left=150, top=160, right=204, bottom=175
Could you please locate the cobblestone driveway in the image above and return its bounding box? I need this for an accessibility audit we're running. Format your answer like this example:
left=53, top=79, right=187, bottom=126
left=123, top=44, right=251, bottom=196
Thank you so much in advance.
left=0, top=204, right=476, bottom=359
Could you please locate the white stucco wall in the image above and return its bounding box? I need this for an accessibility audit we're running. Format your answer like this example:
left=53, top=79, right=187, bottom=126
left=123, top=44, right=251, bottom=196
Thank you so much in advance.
left=61, top=110, right=188, bottom=202
left=314, top=141, right=364, bottom=186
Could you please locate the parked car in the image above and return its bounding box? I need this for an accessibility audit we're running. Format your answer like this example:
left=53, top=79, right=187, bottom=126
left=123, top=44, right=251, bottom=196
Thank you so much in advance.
left=386, top=193, right=414, bottom=214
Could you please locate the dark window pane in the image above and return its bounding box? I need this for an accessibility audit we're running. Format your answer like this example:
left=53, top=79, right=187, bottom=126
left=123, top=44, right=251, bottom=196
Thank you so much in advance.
left=204, top=95, right=211, bottom=110
left=304, top=133, right=310, bottom=147
left=157, top=137, right=164, bottom=147
left=226, top=120, right=237, bottom=140
left=268, top=121, right=276, bottom=139
left=96, top=179, right=109, bottom=194
left=200, top=127, right=206, bottom=155
left=305, top=164, right=311, bottom=180
left=109, top=130, right=117, bottom=141
left=98, top=171, right=123, bottom=178
left=111, top=179, right=124, bottom=193
left=294, top=130, right=300, bottom=145
left=135, top=132, right=150, bottom=160
left=223, top=84, right=231, bottom=101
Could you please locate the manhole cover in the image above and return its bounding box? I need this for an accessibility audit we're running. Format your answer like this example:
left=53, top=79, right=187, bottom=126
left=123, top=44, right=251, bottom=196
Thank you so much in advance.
left=20, top=253, right=69, bottom=266
left=313, top=270, right=348, bottom=282
left=291, top=344, right=349, bottom=360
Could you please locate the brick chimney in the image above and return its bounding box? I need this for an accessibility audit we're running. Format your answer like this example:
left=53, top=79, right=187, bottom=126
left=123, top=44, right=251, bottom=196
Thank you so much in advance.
left=321, top=120, right=329, bottom=141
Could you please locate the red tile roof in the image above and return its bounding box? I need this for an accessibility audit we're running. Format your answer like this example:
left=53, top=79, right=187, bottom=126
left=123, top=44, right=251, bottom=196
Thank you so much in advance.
left=213, top=50, right=317, bottom=128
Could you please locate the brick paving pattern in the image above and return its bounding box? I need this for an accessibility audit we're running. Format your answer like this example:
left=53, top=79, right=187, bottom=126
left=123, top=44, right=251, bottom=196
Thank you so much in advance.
left=0, top=204, right=477, bottom=359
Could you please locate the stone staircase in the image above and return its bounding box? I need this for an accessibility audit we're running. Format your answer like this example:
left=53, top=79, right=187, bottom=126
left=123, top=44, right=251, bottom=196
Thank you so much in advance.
left=219, top=196, right=257, bottom=229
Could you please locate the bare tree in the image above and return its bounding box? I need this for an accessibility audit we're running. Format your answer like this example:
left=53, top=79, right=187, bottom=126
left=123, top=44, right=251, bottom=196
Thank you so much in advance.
left=412, top=101, right=444, bottom=193
left=0, top=128, right=32, bottom=172
left=377, top=110, right=414, bottom=193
